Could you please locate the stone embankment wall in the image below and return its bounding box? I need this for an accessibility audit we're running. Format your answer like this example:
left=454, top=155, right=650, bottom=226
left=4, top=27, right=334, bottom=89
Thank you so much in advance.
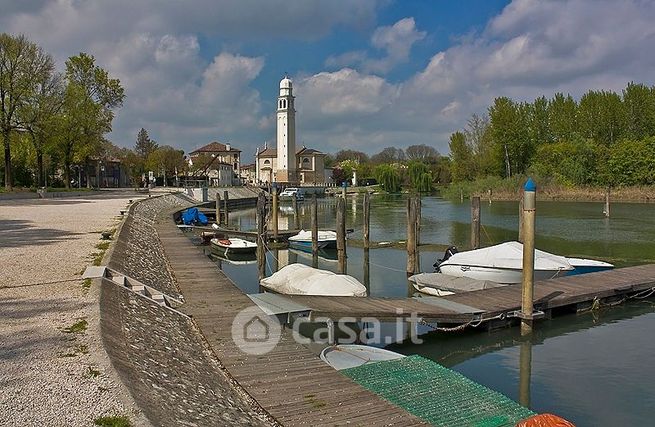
left=102, top=193, right=272, bottom=427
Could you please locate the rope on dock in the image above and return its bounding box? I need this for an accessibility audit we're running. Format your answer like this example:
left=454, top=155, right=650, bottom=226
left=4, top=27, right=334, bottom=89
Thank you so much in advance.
left=419, top=312, right=506, bottom=332
left=583, top=286, right=655, bottom=311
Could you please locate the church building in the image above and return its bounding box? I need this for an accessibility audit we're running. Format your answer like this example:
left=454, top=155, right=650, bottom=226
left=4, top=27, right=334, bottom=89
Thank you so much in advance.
left=255, top=76, right=326, bottom=185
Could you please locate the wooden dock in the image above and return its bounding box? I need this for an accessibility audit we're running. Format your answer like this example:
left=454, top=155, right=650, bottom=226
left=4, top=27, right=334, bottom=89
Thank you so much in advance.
left=157, top=208, right=655, bottom=425
left=157, top=217, right=429, bottom=426
left=277, top=265, right=655, bottom=327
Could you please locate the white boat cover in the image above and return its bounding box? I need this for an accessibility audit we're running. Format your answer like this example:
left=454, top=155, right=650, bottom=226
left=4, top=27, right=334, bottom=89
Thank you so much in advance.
left=260, top=263, right=367, bottom=297
left=320, top=344, right=405, bottom=370
left=409, top=273, right=507, bottom=293
left=439, top=241, right=573, bottom=272
left=288, top=230, right=337, bottom=242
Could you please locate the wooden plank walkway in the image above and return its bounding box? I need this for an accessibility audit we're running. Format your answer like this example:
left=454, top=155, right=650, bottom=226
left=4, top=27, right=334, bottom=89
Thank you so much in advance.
left=156, top=218, right=428, bottom=426
left=281, top=265, right=655, bottom=325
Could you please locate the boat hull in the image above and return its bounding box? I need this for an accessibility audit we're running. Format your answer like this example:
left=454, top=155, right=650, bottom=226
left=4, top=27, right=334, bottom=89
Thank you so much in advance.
left=210, top=239, right=257, bottom=255
left=438, top=264, right=568, bottom=284
left=288, top=240, right=331, bottom=250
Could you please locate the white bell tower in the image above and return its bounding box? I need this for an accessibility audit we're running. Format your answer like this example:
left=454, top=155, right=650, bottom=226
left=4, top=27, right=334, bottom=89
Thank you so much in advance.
left=276, top=75, right=296, bottom=182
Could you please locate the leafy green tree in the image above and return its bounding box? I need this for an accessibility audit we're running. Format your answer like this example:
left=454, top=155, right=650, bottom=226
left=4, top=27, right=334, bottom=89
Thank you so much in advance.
left=135, top=128, right=158, bottom=160
left=488, top=97, right=533, bottom=177
left=20, top=71, right=64, bottom=187
left=530, top=96, right=551, bottom=145
left=146, top=145, right=185, bottom=184
left=548, top=93, right=578, bottom=143
left=55, top=53, right=124, bottom=187
left=374, top=164, right=401, bottom=192
left=407, top=161, right=432, bottom=192
left=578, top=90, right=626, bottom=146
left=623, top=82, right=655, bottom=140
left=0, top=33, right=54, bottom=189
left=448, top=131, right=473, bottom=181
left=464, top=113, right=495, bottom=177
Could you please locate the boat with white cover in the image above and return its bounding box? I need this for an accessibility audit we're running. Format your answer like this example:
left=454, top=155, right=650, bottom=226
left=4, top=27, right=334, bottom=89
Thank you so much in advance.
left=288, top=230, right=338, bottom=250
left=435, top=241, right=574, bottom=284
left=260, top=263, right=367, bottom=296
left=320, top=344, right=405, bottom=370
left=409, top=273, right=508, bottom=296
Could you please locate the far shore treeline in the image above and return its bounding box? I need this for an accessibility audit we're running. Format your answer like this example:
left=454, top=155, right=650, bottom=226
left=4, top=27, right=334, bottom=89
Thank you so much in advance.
left=2, top=32, right=654, bottom=196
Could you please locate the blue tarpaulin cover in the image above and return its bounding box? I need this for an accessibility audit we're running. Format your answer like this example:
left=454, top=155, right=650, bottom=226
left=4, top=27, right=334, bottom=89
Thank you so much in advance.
left=181, top=207, right=208, bottom=225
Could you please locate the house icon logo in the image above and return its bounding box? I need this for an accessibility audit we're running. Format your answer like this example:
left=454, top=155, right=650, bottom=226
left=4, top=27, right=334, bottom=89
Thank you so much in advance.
left=232, top=306, right=281, bottom=355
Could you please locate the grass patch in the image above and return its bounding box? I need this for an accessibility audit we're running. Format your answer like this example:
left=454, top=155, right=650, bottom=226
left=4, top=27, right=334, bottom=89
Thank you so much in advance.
left=94, top=416, right=132, bottom=427
left=63, top=318, right=88, bottom=334
left=82, top=278, right=92, bottom=291
left=95, top=241, right=111, bottom=251
left=304, top=394, right=326, bottom=409
left=91, top=252, right=104, bottom=266
left=87, top=366, right=101, bottom=378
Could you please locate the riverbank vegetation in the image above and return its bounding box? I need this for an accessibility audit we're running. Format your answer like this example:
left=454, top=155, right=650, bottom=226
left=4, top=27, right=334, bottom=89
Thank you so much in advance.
left=330, top=82, right=655, bottom=200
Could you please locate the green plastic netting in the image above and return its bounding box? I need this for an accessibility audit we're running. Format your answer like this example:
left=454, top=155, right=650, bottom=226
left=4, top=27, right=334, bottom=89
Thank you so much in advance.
left=341, top=355, right=535, bottom=427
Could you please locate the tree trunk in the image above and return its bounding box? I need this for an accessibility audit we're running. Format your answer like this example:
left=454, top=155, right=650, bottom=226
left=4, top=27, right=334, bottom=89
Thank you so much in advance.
left=36, top=151, right=44, bottom=187
left=64, top=158, right=71, bottom=189
left=3, top=131, right=12, bottom=190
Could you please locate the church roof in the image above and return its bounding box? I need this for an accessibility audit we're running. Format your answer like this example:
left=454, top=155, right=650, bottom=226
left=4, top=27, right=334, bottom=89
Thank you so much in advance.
left=297, top=147, right=325, bottom=156
left=257, top=148, right=277, bottom=157
left=190, top=141, right=241, bottom=154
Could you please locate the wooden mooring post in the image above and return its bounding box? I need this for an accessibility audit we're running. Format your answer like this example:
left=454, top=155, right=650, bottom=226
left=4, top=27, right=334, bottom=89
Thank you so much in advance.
left=518, top=339, right=533, bottom=407
left=336, top=196, right=347, bottom=274
left=521, top=178, right=537, bottom=336
left=363, top=192, right=370, bottom=249
left=311, top=194, right=319, bottom=268
left=471, top=196, right=480, bottom=249
left=518, top=198, right=524, bottom=243
left=292, top=196, right=300, bottom=230
left=406, top=196, right=419, bottom=276
left=223, top=190, right=229, bottom=226
left=604, top=187, right=611, bottom=218
left=215, top=192, right=221, bottom=225
left=272, top=189, right=279, bottom=242
left=256, top=192, right=266, bottom=280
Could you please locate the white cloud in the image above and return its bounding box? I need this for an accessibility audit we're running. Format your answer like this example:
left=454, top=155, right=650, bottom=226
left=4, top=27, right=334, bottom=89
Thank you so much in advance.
left=306, top=0, right=655, bottom=155
left=4, top=0, right=655, bottom=158
left=325, top=17, right=426, bottom=74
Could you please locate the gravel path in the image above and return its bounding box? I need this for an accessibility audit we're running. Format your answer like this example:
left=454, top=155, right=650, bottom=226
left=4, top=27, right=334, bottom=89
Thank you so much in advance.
left=0, top=194, right=149, bottom=427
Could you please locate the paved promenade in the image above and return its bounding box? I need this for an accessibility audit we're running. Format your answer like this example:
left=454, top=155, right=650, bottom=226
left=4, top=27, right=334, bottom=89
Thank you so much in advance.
left=0, top=194, right=149, bottom=426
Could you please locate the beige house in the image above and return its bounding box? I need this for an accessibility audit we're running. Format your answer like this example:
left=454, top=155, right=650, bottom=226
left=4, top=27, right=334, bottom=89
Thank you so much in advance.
left=189, top=141, right=241, bottom=185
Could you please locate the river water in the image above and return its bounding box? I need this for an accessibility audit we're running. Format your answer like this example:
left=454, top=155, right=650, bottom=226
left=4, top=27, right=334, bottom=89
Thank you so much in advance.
left=207, top=195, right=655, bottom=426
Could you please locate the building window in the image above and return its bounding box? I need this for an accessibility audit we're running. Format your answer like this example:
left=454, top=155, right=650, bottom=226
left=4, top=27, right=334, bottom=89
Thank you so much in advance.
left=264, top=159, right=270, bottom=165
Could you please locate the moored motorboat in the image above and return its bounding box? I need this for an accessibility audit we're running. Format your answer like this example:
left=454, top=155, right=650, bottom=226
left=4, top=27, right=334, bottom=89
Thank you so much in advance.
left=435, top=241, right=574, bottom=284
left=288, top=230, right=338, bottom=250
left=210, top=237, right=257, bottom=255
left=260, top=263, right=367, bottom=296
left=320, top=344, right=405, bottom=370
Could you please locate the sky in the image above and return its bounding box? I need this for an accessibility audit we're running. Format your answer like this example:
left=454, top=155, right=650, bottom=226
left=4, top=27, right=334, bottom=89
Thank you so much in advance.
left=3, top=0, right=655, bottom=161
